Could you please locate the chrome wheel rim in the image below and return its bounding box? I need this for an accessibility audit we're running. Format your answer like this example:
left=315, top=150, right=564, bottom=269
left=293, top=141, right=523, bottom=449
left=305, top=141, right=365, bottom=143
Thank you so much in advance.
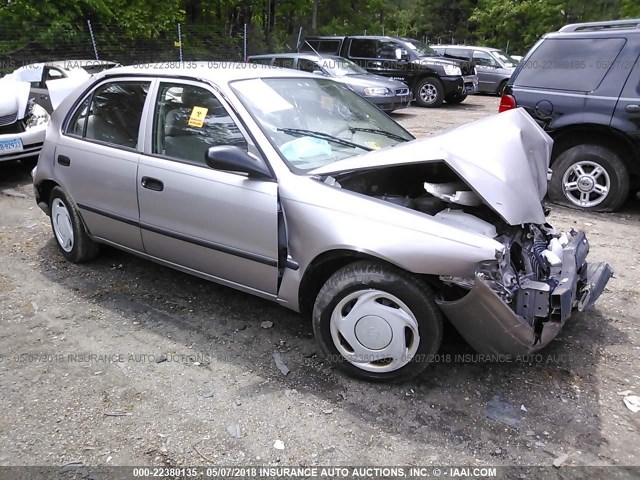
left=562, top=161, right=610, bottom=208
left=329, top=289, right=420, bottom=373
left=419, top=83, right=438, bottom=104
left=51, top=199, right=74, bottom=252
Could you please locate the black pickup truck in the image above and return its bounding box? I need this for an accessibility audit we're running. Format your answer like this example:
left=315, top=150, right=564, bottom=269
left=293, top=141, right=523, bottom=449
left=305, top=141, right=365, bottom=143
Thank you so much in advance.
left=298, top=35, right=478, bottom=107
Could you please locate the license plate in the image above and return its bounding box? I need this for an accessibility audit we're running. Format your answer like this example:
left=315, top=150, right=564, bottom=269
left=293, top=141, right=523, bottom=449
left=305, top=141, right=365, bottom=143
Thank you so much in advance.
left=0, top=138, right=23, bottom=154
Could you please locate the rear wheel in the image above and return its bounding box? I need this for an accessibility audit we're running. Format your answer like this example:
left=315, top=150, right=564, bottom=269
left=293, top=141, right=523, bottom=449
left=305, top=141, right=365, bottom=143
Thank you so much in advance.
left=445, top=93, right=467, bottom=105
left=49, top=187, right=99, bottom=263
left=414, top=77, right=444, bottom=107
left=496, top=80, right=508, bottom=95
left=312, top=261, right=443, bottom=382
left=548, top=144, right=629, bottom=212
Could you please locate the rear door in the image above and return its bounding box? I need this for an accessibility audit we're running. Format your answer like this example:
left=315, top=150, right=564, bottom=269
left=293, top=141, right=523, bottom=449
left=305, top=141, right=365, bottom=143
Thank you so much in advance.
left=610, top=38, right=640, bottom=150
left=137, top=80, right=280, bottom=297
left=31, top=66, right=64, bottom=111
left=472, top=50, right=502, bottom=93
left=511, top=37, right=626, bottom=129
left=54, top=79, right=151, bottom=250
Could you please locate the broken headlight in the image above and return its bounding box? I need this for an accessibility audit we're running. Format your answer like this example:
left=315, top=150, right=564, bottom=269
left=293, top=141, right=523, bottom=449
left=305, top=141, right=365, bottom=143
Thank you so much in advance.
left=25, top=101, right=50, bottom=130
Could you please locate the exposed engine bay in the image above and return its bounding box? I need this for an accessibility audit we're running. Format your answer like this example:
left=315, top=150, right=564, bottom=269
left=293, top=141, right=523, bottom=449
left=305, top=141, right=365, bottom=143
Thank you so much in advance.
left=323, top=162, right=613, bottom=352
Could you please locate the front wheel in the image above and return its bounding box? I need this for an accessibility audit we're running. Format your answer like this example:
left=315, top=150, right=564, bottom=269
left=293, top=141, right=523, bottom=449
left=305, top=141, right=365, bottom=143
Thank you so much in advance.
left=414, top=77, right=444, bottom=107
left=548, top=144, right=629, bottom=212
left=312, top=261, right=443, bottom=382
left=445, top=93, right=467, bottom=105
left=49, top=187, right=99, bottom=263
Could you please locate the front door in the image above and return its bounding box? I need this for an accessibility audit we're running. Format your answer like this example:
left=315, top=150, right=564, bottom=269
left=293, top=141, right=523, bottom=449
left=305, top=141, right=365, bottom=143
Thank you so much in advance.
left=137, top=81, right=280, bottom=297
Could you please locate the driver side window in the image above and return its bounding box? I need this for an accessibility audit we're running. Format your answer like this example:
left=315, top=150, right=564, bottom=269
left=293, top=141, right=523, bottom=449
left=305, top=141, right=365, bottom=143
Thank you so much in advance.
left=152, top=82, right=247, bottom=165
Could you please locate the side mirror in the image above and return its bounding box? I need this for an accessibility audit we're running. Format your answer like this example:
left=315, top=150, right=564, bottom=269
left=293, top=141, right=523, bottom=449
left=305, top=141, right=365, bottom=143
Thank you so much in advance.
left=312, top=69, right=325, bottom=76
left=205, top=145, right=272, bottom=179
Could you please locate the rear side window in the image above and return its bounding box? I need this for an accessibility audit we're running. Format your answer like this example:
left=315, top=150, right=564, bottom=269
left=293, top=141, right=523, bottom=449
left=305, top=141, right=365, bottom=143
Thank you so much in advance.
left=66, top=81, right=150, bottom=149
left=249, top=57, right=272, bottom=65
left=445, top=48, right=471, bottom=60
left=300, top=39, right=341, bottom=54
left=274, top=57, right=294, bottom=69
left=349, top=39, right=377, bottom=58
left=514, top=38, right=626, bottom=91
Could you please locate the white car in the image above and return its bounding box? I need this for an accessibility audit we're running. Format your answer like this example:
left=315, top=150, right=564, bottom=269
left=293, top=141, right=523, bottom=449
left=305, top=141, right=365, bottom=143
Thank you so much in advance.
left=0, top=76, right=50, bottom=163
left=1, top=61, right=116, bottom=163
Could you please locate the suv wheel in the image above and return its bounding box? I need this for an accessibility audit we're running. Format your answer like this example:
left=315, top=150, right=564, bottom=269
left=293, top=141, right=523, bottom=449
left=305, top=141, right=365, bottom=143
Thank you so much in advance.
left=548, top=144, right=629, bottom=212
left=414, top=78, right=444, bottom=107
left=445, top=93, right=467, bottom=105
left=312, top=260, right=443, bottom=382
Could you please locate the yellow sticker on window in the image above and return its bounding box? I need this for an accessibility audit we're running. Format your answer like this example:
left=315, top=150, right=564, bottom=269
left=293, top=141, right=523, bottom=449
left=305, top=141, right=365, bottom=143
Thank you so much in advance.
left=188, top=106, right=208, bottom=128
left=365, top=141, right=381, bottom=150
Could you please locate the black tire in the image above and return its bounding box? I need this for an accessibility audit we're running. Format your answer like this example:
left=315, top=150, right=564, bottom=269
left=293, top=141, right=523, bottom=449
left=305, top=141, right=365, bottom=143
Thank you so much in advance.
left=445, top=93, right=467, bottom=105
left=49, top=187, right=99, bottom=263
left=548, top=144, right=629, bottom=212
left=496, top=80, right=508, bottom=95
left=414, top=77, right=444, bottom=107
left=312, top=260, right=443, bottom=382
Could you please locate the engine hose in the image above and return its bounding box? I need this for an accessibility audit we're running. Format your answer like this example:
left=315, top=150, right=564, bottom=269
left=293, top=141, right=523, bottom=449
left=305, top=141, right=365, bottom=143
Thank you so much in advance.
left=531, top=232, right=550, bottom=277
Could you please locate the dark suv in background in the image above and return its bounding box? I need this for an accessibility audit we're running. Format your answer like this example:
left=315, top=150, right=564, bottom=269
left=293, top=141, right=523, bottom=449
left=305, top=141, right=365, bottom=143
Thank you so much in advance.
left=500, top=19, right=640, bottom=212
left=299, top=36, right=478, bottom=107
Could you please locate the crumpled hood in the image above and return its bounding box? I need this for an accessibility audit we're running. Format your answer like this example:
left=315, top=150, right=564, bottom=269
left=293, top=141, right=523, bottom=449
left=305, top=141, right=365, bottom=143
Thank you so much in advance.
left=309, top=108, right=553, bottom=225
left=0, top=77, right=30, bottom=119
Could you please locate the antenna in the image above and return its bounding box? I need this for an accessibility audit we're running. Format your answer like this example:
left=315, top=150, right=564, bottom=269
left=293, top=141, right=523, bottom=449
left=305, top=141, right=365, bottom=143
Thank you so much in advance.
left=304, top=40, right=321, bottom=57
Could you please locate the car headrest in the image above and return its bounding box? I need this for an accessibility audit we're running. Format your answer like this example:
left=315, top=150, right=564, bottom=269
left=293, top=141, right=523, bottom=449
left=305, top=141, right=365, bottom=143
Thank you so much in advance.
left=181, top=87, right=222, bottom=112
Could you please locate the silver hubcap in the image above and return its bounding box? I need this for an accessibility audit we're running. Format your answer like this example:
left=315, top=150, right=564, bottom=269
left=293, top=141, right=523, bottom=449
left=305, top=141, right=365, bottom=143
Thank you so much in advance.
left=562, top=161, right=610, bottom=208
left=419, top=83, right=438, bottom=104
left=52, top=199, right=74, bottom=252
left=330, top=289, right=421, bottom=373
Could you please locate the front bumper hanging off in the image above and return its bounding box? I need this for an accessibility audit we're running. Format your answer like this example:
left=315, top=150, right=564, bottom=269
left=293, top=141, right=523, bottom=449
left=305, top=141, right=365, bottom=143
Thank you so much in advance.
left=436, top=232, right=613, bottom=355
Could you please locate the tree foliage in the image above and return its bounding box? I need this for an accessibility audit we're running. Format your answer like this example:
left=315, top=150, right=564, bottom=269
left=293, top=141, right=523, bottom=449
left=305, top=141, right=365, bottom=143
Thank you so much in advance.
left=1, top=0, right=638, bottom=61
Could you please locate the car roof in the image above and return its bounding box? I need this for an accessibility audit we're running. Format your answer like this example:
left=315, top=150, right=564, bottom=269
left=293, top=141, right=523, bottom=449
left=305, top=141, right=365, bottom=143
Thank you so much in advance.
left=20, top=60, right=119, bottom=71
left=433, top=45, right=500, bottom=52
left=98, top=61, right=318, bottom=82
left=249, top=53, right=346, bottom=61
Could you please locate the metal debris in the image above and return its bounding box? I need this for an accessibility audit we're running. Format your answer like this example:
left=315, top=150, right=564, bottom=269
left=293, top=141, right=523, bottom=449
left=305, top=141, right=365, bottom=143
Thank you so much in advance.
left=273, top=352, right=289, bottom=376
left=227, top=424, right=241, bottom=439
left=623, top=395, right=640, bottom=413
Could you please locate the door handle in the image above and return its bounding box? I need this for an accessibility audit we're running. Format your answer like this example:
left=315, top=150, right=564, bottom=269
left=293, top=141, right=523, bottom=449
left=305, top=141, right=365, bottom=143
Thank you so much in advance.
left=57, top=155, right=71, bottom=166
left=141, top=176, right=164, bottom=191
left=625, top=104, right=640, bottom=113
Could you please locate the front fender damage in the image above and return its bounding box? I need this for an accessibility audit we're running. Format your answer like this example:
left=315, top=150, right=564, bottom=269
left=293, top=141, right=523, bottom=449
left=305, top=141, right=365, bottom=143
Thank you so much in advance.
left=436, top=232, right=613, bottom=355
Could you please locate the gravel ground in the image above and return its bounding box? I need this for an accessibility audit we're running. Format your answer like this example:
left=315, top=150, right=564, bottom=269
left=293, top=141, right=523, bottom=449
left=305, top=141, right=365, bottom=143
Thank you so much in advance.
left=1, top=95, right=639, bottom=475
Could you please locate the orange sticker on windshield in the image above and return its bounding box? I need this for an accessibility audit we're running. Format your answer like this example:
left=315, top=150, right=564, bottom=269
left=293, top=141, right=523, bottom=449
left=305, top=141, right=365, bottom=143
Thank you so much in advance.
left=188, top=106, right=208, bottom=128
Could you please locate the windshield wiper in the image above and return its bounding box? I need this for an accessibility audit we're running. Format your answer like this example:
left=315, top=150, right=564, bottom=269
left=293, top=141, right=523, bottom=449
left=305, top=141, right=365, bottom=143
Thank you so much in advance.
left=278, top=127, right=372, bottom=152
left=348, top=127, right=409, bottom=142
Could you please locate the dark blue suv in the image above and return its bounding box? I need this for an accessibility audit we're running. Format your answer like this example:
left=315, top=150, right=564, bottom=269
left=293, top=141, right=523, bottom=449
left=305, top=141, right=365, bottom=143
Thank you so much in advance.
left=500, top=19, right=640, bottom=212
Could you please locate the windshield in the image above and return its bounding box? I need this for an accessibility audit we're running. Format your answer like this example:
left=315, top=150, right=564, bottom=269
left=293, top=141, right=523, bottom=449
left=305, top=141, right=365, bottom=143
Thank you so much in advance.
left=404, top=39, right=440, bottom=57
left=491, top=50, right=518, bottom=68
left=320, top=58, right=367, bottom=77
left=231, top=77, right=413, bottom=172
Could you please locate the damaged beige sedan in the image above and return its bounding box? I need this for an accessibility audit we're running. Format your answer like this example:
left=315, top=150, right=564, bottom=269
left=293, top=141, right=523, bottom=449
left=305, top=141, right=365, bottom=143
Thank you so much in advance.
left=32, top=64, right=612, bottom=381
